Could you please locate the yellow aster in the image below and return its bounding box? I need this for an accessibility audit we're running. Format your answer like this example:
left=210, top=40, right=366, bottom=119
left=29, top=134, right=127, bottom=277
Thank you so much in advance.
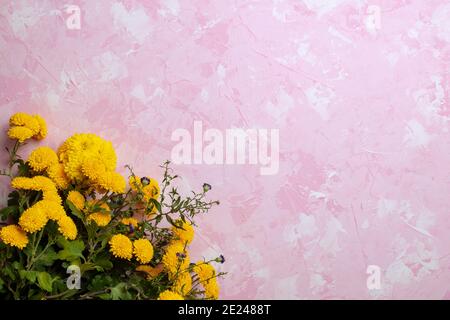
left=133, top=238, right=154, bottom=264
left=157, top=290, right=184, bottom=300
left=27, top=146, right=58, bottom=172
left=0, top=225, right=29, bottom=249
left=18, top=206, right=48, bottom=233
left=67, top=190, right=85, bottom=211
left=109, top=234, right=133, bottom=260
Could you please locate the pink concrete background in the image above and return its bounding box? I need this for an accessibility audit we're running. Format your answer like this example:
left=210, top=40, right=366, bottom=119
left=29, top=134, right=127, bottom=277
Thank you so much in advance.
left=1, top=0, right=450, bottom=299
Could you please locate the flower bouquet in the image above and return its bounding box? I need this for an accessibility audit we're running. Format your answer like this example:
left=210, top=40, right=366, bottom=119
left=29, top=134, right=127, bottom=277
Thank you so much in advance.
left=0, top=112, right=224, bottom=300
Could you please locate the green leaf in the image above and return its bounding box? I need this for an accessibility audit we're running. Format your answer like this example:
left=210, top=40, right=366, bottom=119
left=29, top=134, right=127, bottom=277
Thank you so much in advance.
left=110, top=283, right=132, bottom=300
left=37, top=272, right=54, bottom=293
left=148, top=198, right=162, bottom=214
left=37, top=247, right=58, bottom=267
left=93, top=254, right=113, bottom=271
left=0, top=206, right=18, bottom=220
left=66, top=200, right=84, bottom=220
left=19, top=270, right=38, bottom=284
left=3, top=265, right=15, bottom=280
left=57, top=237, right=85, bottom=262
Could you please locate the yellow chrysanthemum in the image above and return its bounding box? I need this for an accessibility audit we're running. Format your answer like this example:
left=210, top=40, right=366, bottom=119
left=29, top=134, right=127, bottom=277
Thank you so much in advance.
left=32, top=114, right=47, bottom=140
left=0, top=225, right=29, bottom=249
left=7, top=126, right=34, bottom=143
left=18, top=206, right=48, bottom=233
left=67, top=190, right=85, bottom=211
left=173, top=271, right=192, bottom=296
left=162, top=241, right=190, bottom=276
left=203, top=279, right=220, bottom=300
left=193, top=261, right=220, bottom=299
left=47, top=163, right=70, bottom=189
left=34, top=200, right=66, bottom=221
left=133, top=238, right=154, bottom=264
left=96, top=172, right=126, bottom=194
left=129, top=176, right=160, bottom=202
left=136, top=264, right=163, bottom=279
left=157, top=290, right=184, bottom=300
left=8, top=113, right=47, bottom=142
left=58, top=133, right=117, bottom=181
left=9, top=112, right=40, bottom=134
left=121, top=217, right=138, bottom=228
left=11, top=176, right=35, bottom=190
left=193, top=261, right=217, bottom=282
left=109, top=234, right=133, bottom=260
left=87, top=212, right=111, bottom=227
left=57, top=215, right=77, bottom=240
left=11, top=176, right=62, bottom=204
left=172, top=221, right=194, bottom=244
left=27, top=146, right=58, bottom=172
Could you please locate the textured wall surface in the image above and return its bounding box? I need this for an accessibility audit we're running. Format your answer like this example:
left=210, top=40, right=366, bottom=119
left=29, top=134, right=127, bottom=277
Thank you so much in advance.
left=1, top=0, right=450, bottom=299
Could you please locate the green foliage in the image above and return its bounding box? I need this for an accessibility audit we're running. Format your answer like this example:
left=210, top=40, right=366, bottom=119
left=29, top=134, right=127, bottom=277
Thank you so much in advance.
left=0, top=143, right=224, bottom=300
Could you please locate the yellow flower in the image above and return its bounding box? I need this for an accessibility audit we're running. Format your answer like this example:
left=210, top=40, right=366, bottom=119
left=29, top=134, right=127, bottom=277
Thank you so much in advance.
left=96, top=172, right=126, bottom=194
left=0, top=225, right=29, bottom=249
left=129, top=176, right=160, bottom=201
left=121, top=217, right=138, bottom=228
left=109, top=234, right=133, bottom=260
left=136, top=264, right=163, bottom=279
left=32, top=114, right=47, bottom=140
left=142, top=179, right=160, bottom=201
left=57, top=215, right=77, bottom=240
left=173, top=271, right=192, bottom=296
left=34, top=200, right=66, bottom=221
left=81, top=157, right=106, bottom=181
left=18, top=206, right=48, bottom=233
left=8, top=112, right=47, bottom=142
left=47, top=163, right=70, bottom=189
left=86, top=201, right=111, bottom=226
left=203, top=279, right=220, bottom=300
left=87, top=212, right=111, bottom=227
left=67, top=190, right=85, bottom=211
left=27, top=146, right=58, bottom=172
left=193, top=261, right=217, bottom=282
left=58, top=133, right=117, bottom=181
left=162, top=241, right=190, bottom=276
left=193, top=261, right=220, bottom=300
left=172, top=221, right=194, bottom=244
left=11, top=176, right=62, bottom=204
left=157, top=290, right=184, bottom=300
left=7, top=126, right=34, bottom=143
left=11, top=177, right=34, bottom=190
left=9, top=112, right=40, bottom=134
left=133, top=238, right=154, bottom=264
